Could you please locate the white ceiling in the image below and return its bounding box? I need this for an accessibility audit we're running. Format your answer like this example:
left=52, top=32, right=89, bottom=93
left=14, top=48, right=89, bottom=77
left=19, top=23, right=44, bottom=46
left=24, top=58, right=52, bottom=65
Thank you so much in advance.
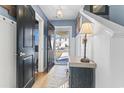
left=39, top=5, right=83, bottom=20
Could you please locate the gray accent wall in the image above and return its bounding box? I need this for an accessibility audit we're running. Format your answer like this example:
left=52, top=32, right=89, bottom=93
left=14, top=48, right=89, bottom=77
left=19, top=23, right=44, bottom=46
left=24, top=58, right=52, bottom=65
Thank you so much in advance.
left=84, top=5, right=90, bottom=11
left=109, top=5, right=124, bottom=26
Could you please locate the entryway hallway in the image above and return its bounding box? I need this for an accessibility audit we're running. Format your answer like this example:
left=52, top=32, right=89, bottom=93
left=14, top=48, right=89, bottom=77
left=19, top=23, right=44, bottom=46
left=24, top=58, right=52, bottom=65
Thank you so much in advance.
left=32, top=65, right=69, bottom=88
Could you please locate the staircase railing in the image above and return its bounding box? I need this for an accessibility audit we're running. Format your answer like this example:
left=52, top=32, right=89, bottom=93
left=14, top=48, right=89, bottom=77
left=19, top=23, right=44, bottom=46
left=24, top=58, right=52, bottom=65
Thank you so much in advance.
left=80, top=10, right=124, bottom=36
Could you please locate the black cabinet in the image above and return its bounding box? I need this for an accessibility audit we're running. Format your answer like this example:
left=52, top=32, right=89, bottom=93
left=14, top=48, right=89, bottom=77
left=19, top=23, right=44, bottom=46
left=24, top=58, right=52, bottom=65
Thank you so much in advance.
left=69, top=67, right=95, bottom=88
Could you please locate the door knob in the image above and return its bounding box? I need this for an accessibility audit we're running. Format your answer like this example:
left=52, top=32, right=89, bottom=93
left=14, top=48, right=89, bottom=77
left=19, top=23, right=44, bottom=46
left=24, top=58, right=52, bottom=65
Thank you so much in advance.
left=20, top=52, right=26, bottom=56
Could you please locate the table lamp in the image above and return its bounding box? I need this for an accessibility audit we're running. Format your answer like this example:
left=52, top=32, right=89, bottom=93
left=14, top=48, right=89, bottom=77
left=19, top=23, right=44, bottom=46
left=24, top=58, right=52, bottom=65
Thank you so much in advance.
left=80, top=22, right=93, bottom=63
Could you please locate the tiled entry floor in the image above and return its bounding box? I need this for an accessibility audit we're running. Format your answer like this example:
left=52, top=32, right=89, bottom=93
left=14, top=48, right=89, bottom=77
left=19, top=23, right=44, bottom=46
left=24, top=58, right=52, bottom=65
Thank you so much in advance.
left=32, top=65, right=69, bottom=88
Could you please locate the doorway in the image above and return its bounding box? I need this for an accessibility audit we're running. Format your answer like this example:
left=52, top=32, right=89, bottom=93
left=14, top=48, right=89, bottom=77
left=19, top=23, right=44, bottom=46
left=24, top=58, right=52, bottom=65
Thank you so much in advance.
left=54, top=26, right=71, bottom=65
left=16, top=5, right=44, bottom=88
left=16, top=5, right=35, bottom=88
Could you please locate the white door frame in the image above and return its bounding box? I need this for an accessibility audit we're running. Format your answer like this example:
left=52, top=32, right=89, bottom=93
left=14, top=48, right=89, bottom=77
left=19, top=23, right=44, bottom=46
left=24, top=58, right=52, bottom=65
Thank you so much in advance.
left=35, top=12, right=44, bottom=72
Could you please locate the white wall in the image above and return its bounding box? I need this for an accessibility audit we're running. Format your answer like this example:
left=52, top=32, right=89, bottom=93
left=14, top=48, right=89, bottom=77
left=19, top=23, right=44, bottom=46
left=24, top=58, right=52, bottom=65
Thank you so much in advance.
left=110, top=37, right=124, bottom=87
left=38, top=19, right=44, bottom=72
left=75, top=34, right=80, bottom=56
left=93, top=30, right=124, bottom=88
left=69, top=27, right=75, bottom=57
left=0, top=15, right=16, bottom=87
left=93, top=32, right=111, bottom=87
left=80, top=10, right=124, bottom=88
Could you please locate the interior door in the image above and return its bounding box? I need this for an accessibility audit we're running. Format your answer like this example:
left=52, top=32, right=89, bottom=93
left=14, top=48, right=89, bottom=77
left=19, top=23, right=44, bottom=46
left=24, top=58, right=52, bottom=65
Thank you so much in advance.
left=17, top=5, right=35, bottom=88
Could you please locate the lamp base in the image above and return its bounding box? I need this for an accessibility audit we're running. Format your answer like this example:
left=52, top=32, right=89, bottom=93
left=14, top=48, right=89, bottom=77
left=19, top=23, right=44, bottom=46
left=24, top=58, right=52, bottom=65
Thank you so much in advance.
left=80, top=58, right=90, bottom=63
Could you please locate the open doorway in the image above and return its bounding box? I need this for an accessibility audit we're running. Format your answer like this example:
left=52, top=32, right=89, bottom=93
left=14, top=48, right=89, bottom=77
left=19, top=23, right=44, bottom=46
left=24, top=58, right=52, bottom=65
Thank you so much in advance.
left=54, top=27, right=71, bottom=65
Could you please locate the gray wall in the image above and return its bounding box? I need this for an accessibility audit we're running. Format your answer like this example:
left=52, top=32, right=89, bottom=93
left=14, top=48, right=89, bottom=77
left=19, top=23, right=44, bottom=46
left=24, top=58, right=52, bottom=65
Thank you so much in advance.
left=84, top=5, right=90, bottom=11
left=109, top=5, right=124, bottom=26
left=50, top=20, right=76, bottom=37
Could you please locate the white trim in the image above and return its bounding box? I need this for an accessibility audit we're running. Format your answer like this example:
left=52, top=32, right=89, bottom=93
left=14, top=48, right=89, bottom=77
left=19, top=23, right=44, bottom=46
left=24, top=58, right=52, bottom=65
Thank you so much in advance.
left=35, top=12, right=45, bottom=72
left=80, top=10, right=124, bottom=37
left=35, top=12, right=41, bottom=21
left=0, top=14, right=16, bottom=24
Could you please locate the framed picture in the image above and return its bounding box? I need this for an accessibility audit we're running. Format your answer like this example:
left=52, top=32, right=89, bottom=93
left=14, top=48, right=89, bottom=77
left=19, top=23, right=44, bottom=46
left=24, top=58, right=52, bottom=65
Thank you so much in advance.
left=90, top=5, right=109, bottom=15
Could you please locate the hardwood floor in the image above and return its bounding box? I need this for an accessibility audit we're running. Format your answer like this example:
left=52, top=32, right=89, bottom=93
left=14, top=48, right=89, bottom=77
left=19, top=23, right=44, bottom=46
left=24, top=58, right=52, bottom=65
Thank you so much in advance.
left=32, top=72, right=48, bottom=88
left=32, top=65, right=68, bottom=88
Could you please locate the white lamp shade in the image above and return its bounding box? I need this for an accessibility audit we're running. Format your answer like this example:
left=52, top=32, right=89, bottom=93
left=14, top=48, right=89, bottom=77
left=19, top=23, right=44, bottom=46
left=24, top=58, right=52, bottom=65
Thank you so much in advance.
left=80, top=22, right=93, bottom=34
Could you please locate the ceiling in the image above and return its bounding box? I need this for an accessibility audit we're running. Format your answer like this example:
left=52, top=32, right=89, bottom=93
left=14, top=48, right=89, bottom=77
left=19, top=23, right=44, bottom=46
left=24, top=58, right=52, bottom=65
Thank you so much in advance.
left=39, top=5, right=83, bottom=20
